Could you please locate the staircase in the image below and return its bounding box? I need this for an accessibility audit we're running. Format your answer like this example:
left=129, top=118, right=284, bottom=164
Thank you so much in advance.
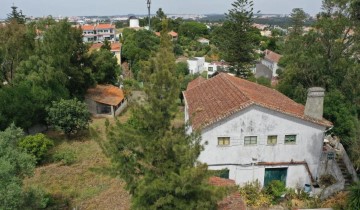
left=336, top=157, right=353, bottom=188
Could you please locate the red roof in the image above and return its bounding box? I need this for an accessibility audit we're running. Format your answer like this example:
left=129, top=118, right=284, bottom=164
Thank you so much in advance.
left=96, top=24, right=115, bottom=30
left=186, top=76, right=206, bottom=90
left=89, top=42, right=121, bottom=52
left=85, top=85, right=124, bottom=106
left=81, top=25, right=95, bottom=31
left=168, top=31, right=178, bottom=37
left=209, top=176, right=236, bottom=187
left=264, top=49, right=282, bottom=63
left=183, top=73, right=332, bottom=130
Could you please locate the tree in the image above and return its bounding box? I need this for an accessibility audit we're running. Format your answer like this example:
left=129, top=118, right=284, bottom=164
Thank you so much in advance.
left=40, top=20, right=94, bottom=97
left=179, top=21, right=208, bottom=39
left=213, top=0, right=260, bottom=78
left=89, top=49, right=120, bottom=84
left=348, top=182, right=360, bottom=210
left=289, top=8, right=307, bottom=36
left=0, top=124, right=36, bottom=209
left=104, top=21, right=220, bottom=209
left=6, top=5, right=26, bottom=24
left=156, top=8, right=167, bottom=20
left=0, top=20, right=35, bottom=84
left=46, top=99, right=91, bottom=137
left=277, top=0, right=360, bottom=148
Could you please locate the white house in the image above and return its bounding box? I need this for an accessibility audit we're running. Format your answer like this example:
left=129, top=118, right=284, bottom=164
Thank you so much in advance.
left=187, top=57, right=206, bottom=74
left=183, top=73, right=332, bottom=188
left=261, top=50, right=282, bottom=77
left=81, top=24, right=116, bottom=43
left=197, top=37, right=210, bottom=45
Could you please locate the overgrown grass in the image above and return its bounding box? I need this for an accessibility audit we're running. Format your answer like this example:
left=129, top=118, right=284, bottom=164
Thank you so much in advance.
left=24, top=114, right=131, bottom=209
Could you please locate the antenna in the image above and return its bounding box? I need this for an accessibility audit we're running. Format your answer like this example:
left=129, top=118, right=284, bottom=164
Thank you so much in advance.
left=147, top=0, right=151, bottom=30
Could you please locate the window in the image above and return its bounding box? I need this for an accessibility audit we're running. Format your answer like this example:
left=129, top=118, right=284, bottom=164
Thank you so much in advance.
left=285, top=135, right=296, bottom=144
left=218, top=137, right=230, bottom=146
left=208, top=67, right=213, bottom=72
left=267, top=135, right=277, bottom=145
left=244, top=136, right=257, bottom=145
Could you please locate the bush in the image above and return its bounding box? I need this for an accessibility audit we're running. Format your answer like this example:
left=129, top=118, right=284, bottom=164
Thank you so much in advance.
left=19, top=134, right=54, bottom=163
left=348, top=182, right=360, bottom=210
left=46, top=99, right=91, bottom=138
left=239, top=181, right=271, bottom=207
left=319, top=174, right=337, bottom=187
left=23, top=187, right=52, bottom=209
left=265, top=180, right=286, bottom=201
left=53, top=150, right=77, bottom=165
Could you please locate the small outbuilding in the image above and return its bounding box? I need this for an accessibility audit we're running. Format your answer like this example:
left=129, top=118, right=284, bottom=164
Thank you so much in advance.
left=85, top=85, right=127, bottom=117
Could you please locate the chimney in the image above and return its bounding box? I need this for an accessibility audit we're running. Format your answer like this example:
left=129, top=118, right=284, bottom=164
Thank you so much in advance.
left=304, top=87, right=325, bottom=120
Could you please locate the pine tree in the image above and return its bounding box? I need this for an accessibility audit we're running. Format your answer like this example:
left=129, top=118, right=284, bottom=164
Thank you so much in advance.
left=6, top=5, right=26, bottom=24
left=213, top=0, right=260, bottom=78
left=103, top=21, right=220, bottom=209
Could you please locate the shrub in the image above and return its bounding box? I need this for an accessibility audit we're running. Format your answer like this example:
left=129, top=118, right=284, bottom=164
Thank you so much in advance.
left=53, top=150, right=77, bottom=165
left=19, top=134, right=54, bottom=163
left=239, top=181, right=271, bottom=207
left=265, top=180, right=286, bottom=201
left=23, top=187, right=52, bottom=209
left=319, top=174, right=337, bottom=187
left=348, top=182, right=360, bottom=210
left=46, top=99, right=91, bottom=138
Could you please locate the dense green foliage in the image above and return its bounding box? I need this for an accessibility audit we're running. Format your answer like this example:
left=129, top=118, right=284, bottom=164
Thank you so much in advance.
left=104, top=21, right=220, bottom=209
left=348, top=182, right=360, bottom=210
left=277, top=0, right=360, bottom=151
left=46, top=99, right=91, bottom=137
left=121, top=28, right=160, bottom=78
left=212, top=0, right=260, bottom=77
left=0, top=125, right=36, bottom=209
left=19, top=133, right=54, bottom=163
left=88, top=48, right=120, bottom=84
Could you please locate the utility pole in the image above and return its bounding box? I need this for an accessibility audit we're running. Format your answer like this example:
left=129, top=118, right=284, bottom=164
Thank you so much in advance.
left=147, top=0, right=151, bottom=30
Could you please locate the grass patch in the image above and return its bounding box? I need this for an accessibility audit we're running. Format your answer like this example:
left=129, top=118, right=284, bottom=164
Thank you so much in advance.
left=24, top=117, right=130, bottom=209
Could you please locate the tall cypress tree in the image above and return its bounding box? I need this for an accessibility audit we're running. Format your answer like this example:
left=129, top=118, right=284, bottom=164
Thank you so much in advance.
left=103, top=21, right=221, bottom=209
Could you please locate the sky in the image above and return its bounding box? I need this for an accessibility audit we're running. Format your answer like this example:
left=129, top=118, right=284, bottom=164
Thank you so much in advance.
left=1, top=0, right=323, bottom=19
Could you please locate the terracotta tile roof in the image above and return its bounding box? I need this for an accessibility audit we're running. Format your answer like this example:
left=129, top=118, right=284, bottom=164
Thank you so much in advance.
left=111, top=42, right=121, bottom=51
left=96, top=24, right=115, bottom=29
left=85, top=85, right=124, bottom=106
left=186, top=76, right=206, bottom=90
left=264, top=49, right=282, bottom=63
left=81, top=25, right=95, bottom=31
left=168, top=31, right=178, bottom=37
left=89, top=42, right=121, bottom=52
left=183, top=73, right=332, bottom=130
left=209, top=176, right=236, bottom=187
left=154, top=32, right=161, bottom=36
left=89, top=43, right=103, bottom=51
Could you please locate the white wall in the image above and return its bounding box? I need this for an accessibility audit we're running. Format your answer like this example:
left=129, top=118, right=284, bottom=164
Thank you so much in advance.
left=187, top=57, right=206, bottom=74
left=261, top=59, right=278, bottom=77
left=130, top=19, right=140, bottom=28
left=197, top=105, right=326, bottom=187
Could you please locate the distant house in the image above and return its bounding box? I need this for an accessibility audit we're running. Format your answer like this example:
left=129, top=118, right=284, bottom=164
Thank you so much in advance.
left=197, top=37, right=210, bottom=45
left=89, top=42, right=122, bottom=64
left=155, top=30, right=178, bottom=41
left=183, top=73, right=332, bottom=188
left=204, top=61, right=230, bottom=77
left=85, top=85, right=127, bottom=117
left=81, top=24, right=116, bottom=43
left=187, top=57, right=206, bottom=74
left=255, top=63, right=272, bottom=80
left=261, top=49, right=282, bottom=77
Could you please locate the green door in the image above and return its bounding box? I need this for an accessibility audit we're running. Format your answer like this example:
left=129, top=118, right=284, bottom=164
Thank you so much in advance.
left=264, top=168, right=287, bottom=187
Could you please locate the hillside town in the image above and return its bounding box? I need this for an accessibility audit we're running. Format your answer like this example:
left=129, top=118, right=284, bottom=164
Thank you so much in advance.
left=0, top=0, right=360, bottom=209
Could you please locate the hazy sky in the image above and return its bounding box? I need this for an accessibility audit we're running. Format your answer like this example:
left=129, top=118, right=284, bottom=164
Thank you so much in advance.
left=1, top=0, right=323, bottom=19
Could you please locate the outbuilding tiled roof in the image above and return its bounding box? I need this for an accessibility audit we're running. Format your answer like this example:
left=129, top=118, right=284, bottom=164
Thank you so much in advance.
left=183, top=73, right=332, bottom=130
left=264, top=49, right=282, bottom=63
left=186, top=76, right=206, bottom=90
left=85, top=85, right=124, bottom=106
